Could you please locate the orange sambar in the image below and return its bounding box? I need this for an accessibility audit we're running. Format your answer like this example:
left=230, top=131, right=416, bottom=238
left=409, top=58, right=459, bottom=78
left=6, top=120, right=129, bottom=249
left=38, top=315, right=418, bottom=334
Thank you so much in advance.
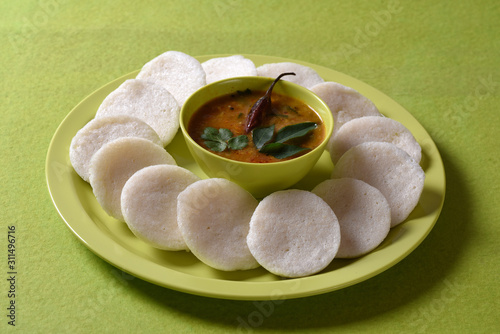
left=187, top=89, right=325, bottom=163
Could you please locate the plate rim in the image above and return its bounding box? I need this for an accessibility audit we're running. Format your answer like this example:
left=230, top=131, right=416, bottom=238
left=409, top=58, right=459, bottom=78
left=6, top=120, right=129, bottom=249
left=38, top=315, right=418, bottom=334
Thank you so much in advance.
left=46, top=54, right=446, bottom=300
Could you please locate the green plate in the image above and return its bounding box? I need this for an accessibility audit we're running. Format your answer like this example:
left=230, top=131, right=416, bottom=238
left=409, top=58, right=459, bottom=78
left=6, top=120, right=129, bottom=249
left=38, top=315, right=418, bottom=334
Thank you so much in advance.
left=46, top=55, right=446, bottom=300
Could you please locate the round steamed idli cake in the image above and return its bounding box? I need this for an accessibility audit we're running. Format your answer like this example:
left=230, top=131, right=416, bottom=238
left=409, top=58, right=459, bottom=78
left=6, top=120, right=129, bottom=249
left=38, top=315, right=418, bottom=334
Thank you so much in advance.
left=331, top=142, right=425, bottom=227
left=89, top=137, right=176, bottom=221
left=329, top=116, right=422, bottom=164
left=256, top=62, right=324, bottom=88
left=247, top=189, right=340, bottom=278
left=202, top=55, right=257, bottom=84
left=177, top=178, right=259, bottom=271
left=312, top=178, right=391, bottom=258
left=121, top=165, right=200, bottom=251
left=69, top=115, right=162, bottom=182
left=95, top=79, right=180, bottom=146
left=136, top=50, right=206, bottom=106
left=310, top=81, right=381, bottom=141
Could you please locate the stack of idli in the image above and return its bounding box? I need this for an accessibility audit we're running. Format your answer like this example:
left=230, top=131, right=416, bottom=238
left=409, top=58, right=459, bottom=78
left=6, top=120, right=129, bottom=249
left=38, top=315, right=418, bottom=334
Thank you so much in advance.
left=67, top=51, right=426, bottom=278
left=70, top=115, right=162, bottom=182
left=328, top=116, right=421, bottom=164
left=70, top=51, right=206, bottom=221
left=95, top=79, right=180, bottom=147
left=310, top=82, right=382, bottom=140
left=331, top=142, right=425, bottom=227
left=136, top=50, right=207, bottom=106
left=69, top=52, right=206, bottom=232
left=309, top=78, right=425, bottom=228
left=89, top=137, right=177, bottom=221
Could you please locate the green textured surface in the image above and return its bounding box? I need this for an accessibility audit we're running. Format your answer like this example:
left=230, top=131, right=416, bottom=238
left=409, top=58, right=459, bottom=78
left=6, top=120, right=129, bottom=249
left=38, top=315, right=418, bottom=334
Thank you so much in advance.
left=1, top=0, right=499, bottom=333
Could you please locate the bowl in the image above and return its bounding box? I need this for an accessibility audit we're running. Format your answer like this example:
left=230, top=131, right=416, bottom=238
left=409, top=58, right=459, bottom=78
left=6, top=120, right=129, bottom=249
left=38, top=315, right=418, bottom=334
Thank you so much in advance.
left=179, top=76, right=333, bottom=198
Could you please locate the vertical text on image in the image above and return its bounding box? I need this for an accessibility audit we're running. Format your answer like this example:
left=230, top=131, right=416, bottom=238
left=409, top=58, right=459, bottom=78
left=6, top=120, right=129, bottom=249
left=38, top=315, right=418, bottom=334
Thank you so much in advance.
left=6, top=225, right=17, bottom=327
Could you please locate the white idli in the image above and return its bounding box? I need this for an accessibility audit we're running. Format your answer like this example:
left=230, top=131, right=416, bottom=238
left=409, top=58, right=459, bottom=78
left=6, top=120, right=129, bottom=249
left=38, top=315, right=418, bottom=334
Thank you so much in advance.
left=202, top=55, right=257, bottom=84
left=121, top=165, right=200, bottom=251
left=177, top=178, right=259, bottom=271
left=70, top=115, right=162, bottom=182
left=256, top=62, right=324, bottom=88
left=310, top=81, right=381, bottom=141
left=95, top=79, right=180, bottom=146
left=312, top=178, right=391, bottom=258
left=247, top=189, right=340, bottom=278
left=331, top=142, right=425, bottom=227
left=89, top=137, right=176, bottom=221
left=329, top=116, right=422, bottom=164
left=136, top=50, right=206, bottom=106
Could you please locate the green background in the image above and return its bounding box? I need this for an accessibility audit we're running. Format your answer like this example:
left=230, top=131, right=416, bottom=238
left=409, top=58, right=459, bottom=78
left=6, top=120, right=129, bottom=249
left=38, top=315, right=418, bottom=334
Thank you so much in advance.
left=1, top=0, right=499, bottom=333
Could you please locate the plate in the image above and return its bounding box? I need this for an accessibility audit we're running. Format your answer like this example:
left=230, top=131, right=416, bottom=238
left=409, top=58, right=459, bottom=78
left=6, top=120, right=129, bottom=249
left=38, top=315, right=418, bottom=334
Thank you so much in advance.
left=46, top=55, right=446, bottom=300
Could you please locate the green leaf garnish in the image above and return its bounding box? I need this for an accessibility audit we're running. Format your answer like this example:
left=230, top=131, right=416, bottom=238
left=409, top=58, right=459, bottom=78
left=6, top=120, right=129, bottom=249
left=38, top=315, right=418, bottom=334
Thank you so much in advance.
left=252, top=125, right=275, bottom=150
left=251, top=121, right=318, bottom=159
left=259, top=142, right=309, bottom=159
left=275, top=122, right=317, bottom=143
left=200, top=127, right=219, bottom=141
left=205, top=140, right=227, bottom=152
left=201, top=127, right=248, bottom=152
left=218, top=128, right=233, bottom=142
left=201, top=121, right=317, bottom=159
left=228, top=135, right=249, bottom=150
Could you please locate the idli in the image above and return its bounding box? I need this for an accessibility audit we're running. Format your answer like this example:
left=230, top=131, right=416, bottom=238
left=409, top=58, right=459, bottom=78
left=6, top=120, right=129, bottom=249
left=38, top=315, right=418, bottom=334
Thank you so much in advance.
left=95, top=79, right=180, bottom=146
left=89, top=137, right=176, bottom=221
left=312, top=178, right=391, bottom=258
left=202, top=55, right=257, bottom=84
left=331, top=142, right=425, bottom=227
left=121, top=165, right=200, bottom=251
left=256, top=62, right=324, bottom=88
left=177, top=178, right=259, bottom=271
left=247, top=189, right=340, bottom=278
left=136, top=50, right=206, bottom=106
left=329, top=116, right=422, bottom=164
left=70, top=115, right=162, bottom=182
left=310, top=81, right=381, bottom=140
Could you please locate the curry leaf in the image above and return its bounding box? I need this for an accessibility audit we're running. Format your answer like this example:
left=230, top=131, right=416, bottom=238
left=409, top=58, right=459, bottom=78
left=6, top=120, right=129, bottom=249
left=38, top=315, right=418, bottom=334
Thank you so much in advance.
left=252, top=125, right=275, bottom=150
left=275, top=122, right=318, bottom=143
left=259, top=142, right=309, bottom=159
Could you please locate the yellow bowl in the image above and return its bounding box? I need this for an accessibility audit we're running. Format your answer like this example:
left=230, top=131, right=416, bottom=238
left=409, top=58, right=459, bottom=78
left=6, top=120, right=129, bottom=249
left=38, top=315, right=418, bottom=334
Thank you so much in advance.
left=180, top=76, right=333, bottom=198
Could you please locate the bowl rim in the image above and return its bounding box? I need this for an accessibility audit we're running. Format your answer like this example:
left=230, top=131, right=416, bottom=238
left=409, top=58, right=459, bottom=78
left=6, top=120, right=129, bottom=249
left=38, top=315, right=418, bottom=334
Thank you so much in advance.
left=179, top=76, right=334, bottom=166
